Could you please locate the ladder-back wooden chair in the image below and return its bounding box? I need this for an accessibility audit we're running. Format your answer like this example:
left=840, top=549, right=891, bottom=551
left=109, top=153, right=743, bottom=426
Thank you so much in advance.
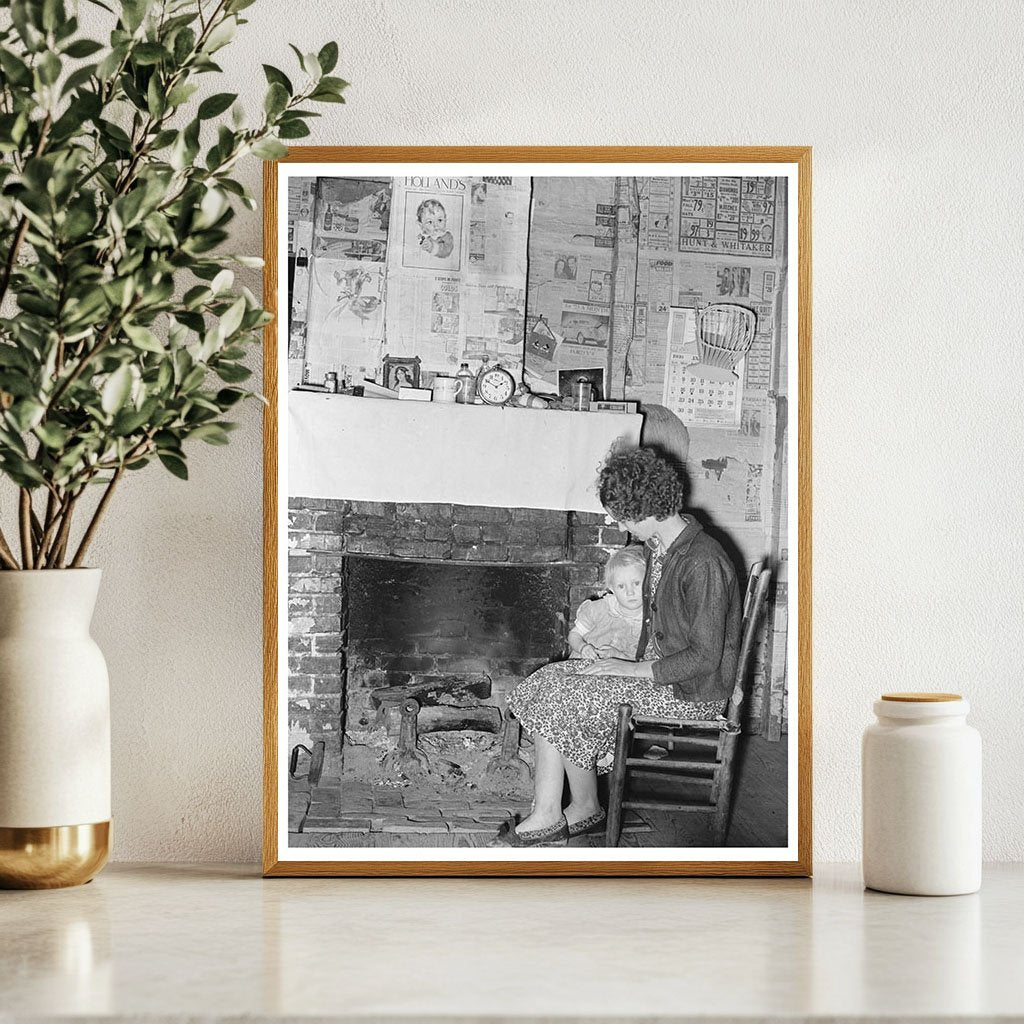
left=605, top=562, right=772, bottom=847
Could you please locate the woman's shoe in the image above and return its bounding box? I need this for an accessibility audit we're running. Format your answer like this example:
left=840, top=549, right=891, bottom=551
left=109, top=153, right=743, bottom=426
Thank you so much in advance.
left=487, top=815, right=569, bottom=848
left=566, top=808, right=607, bottom=838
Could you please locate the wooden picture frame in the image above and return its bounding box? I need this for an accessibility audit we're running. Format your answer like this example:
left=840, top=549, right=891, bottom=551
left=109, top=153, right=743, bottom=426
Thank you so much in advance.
left=264, top=147, right=812, bottom=877
left=382, top=355, right=421, bottom=391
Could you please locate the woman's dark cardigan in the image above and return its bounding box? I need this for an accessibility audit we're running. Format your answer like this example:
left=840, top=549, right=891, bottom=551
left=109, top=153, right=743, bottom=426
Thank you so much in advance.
left=636, top=516, right=741, bottom=703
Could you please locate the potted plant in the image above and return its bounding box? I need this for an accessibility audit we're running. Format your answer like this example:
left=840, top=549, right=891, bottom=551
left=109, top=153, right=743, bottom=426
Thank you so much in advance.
left=0, top=0, right=345, bottom=887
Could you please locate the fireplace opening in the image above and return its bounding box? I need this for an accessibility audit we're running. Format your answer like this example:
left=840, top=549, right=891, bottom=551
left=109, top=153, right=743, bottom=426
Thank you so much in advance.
left=341, top=555, right=573, bottom=805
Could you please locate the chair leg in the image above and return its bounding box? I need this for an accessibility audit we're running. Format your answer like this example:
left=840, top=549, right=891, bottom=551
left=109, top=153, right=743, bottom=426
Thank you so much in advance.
left=711, top=733, right=738, bottom=846
left=605, top=703, right=634, bottom=848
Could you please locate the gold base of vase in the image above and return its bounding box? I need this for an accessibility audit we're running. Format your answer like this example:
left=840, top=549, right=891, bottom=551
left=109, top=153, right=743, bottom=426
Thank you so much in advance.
left=0, top=821, right=111, bottom=889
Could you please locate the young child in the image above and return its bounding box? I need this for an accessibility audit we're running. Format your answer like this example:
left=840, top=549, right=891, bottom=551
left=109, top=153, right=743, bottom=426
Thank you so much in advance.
left=416, top=198, right=455, bottom=259
left=568, top=546, right=646, bottom=661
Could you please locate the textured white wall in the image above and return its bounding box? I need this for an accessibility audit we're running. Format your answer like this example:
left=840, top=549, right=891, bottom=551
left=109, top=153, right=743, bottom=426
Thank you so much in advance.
left=76, top=0, right=1024, bottom=862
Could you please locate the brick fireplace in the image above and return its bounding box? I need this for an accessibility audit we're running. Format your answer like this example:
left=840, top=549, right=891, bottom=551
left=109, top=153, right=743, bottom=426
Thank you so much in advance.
left=287, top=497, right=626, bottom=832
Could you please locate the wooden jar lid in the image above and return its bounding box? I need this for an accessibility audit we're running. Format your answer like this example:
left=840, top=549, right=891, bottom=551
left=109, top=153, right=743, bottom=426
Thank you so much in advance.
left=881, top=692, right=962, bottom=702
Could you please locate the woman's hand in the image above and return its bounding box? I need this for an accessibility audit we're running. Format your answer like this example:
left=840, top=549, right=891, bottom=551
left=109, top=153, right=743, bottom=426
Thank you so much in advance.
left=578, top=658, right=653, bottom=678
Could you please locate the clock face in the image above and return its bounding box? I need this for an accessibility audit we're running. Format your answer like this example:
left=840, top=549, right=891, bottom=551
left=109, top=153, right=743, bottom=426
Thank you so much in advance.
left=478, top=367, right=515, bottom=405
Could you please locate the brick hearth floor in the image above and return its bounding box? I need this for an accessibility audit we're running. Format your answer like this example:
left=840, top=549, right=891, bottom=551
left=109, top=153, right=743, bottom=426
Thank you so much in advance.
left=302, top=780, right=526, bottom=837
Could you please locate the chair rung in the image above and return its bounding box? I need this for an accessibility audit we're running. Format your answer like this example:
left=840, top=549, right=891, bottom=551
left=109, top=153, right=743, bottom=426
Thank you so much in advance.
left=632, top=730, right=718, bottom=744
left=623, top=799, right=715, bottom=812
left=626, top=768, right=714, bottom=785
left=633, top=716, right=725, bottom=731
left=625, top=759, right=718, bottom=773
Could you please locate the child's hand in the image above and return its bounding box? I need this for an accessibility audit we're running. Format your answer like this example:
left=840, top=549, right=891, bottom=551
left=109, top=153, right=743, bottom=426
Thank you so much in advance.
left=580, top=642, right=599, bottom=660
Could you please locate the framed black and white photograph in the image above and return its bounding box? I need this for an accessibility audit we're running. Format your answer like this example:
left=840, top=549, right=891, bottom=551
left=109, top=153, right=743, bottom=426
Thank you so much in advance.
left=382, top=355, right=421, bottom=391
left=264, top=147, right=812, bottom=877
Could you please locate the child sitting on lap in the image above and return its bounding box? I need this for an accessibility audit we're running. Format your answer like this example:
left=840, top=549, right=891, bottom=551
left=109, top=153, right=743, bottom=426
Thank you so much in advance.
left=568, top=546, right=646, bottom=661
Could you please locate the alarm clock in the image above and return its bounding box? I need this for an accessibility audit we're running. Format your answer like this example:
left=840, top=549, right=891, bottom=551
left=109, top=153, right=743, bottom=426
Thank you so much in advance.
left=475, top=362, right=516, bottom=406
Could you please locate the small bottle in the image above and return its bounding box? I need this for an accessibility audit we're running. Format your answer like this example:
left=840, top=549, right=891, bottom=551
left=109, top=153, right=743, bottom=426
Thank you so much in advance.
left=862, top=693, right=981, bottom=895
left=323, top=372, right=338, bottom=393
left=455, top=362, right=475, bottom=404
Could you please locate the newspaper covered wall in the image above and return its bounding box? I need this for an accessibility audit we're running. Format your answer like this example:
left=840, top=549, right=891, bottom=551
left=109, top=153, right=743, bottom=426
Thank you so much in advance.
left=295, top=175, right=530, bottom=389
left=523, top=175, right=790, bottom=734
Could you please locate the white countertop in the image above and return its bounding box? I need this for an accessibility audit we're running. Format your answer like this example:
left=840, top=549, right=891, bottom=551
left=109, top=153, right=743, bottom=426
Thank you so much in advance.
left=2, top=862, right=1021, bottom=1021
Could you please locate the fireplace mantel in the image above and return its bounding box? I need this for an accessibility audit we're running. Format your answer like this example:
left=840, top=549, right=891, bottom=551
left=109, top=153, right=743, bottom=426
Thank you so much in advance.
left=288, top=392, right=643, bottom=513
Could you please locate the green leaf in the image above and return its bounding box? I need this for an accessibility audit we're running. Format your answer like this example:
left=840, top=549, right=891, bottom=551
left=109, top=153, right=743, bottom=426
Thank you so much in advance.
left=60, top=62, right=98, bottom=97
left=55, top=13, right=78, bottom=41
left=9, top=399, right=45, bottom=432
left=112, top=406, right=151, bottom=436
left=203, top=16, right=236, bottom=53
left=210, top=268, right=233, bottom=294
left=214, top=362, right=251, bottom=383
left=181, top=365, right=206, bottom=391
left=1, top=456, right=46, bottom=487
left=121, top=0, right=150, bottom=33
left=38, top=51, right=62, bottom=86
left=0, top=50, right=33, bottom=86
left=101, top=365, right=133, bottom=415
left=96, top=43, right=127, bottom=81
left=182, top=284, right=212, bottom=309
left=317, top=41, right=339, bottom=75
left=147, top=74, right=166, bottom=117
left=228, top=254, right=263, bottom=269
left=158, top=452, right=188, bottom=479
left=34, top=421, right=70, bottom=449
left=195, top=186, right=227, bottom=228
left=17, top=293, right=57, bottom=317
left=215, top=388, right=247, bottom=408
left=318, top=75, right=349, bottom=93
left=262, top=64, right=292, bottom=94
left=10, top=1, right=44, bottom=51
left=198, top=91, right=236, bottom=119
left=251, top=138, right=287, bottom=160
left=309, top=87, right=346, bottom=104
left=278, top=120, right=310, bottom=139
left=172, top=27, right=196, bottom=65
left=63, top=38, right=104, bottom=58
left=264, top=82, right=288, bottom=118
left=166, top=82, right=199, bottom=107
left=123, top=322, right=164, bottom=353
left=190, top=423, right=231, bottom=445
left=218, top=296, right=246, bottom=339
left=133, top=42, right=168, bottom=66
left=42, top=0, right=66, bottom=33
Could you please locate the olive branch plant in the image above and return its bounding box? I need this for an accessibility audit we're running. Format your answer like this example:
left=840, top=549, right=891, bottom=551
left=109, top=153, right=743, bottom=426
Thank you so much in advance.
left=0, top=0, right=345, bottom=569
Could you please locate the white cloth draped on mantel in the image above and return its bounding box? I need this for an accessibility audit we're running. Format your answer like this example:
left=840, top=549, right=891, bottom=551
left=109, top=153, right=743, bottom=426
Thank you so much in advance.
left=287, top=392, right=643, bottom=513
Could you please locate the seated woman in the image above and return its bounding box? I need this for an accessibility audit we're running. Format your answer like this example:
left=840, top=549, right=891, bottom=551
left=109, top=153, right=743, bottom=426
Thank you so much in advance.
left=490, top=445, right=741, bottom=847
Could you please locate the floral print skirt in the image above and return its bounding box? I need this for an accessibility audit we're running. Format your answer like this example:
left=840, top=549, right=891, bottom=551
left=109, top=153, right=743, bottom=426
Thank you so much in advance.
left=507, top=660, right=726, bottom=773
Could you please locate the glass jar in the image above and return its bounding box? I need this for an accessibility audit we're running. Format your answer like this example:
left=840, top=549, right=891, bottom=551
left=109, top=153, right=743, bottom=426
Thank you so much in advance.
left=862, top=693, right=981, bottom=895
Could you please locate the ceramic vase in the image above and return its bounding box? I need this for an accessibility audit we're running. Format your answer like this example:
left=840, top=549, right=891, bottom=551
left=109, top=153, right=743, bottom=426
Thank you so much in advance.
left=0, top=569, right=111, bottom=888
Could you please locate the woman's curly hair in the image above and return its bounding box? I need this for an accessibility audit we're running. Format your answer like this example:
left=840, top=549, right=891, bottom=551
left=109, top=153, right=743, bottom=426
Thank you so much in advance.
left=598, top=446, right=686, bottom=523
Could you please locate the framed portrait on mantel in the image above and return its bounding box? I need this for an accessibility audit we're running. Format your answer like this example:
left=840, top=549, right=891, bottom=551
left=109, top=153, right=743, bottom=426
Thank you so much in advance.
left=263, top=147, right=812, bottom=878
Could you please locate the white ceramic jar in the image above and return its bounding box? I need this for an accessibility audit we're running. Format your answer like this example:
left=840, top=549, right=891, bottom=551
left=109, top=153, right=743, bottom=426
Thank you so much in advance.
left=862, top=693, right=981, bottom=895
